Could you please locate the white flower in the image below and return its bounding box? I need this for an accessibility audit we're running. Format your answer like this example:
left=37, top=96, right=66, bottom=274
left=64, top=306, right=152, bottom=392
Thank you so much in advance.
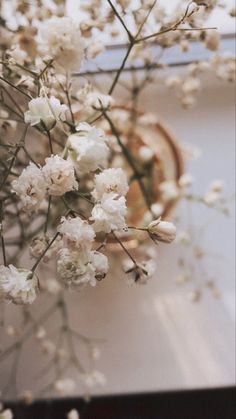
left=150, top=202, right=164, bottom=218
left=57, top=248, right=108, bottom=289
left=11, top=162, right=46, bottom=212
left=138, top=146, right=154, bottom=162
left=208, top=179, right=224, bottom=193
left=82, top=370, right=106, bottom=388
left=204, top=29, right=220, bottom=51
left=176, top=231, right=191, bottom=245
left=8, top=44, right=27, bottom=65
left=37, top=17, right=85, bottom=72
left=24, top=96, right=68, bottom=130
left=41, top=278, right=62, bottom=295
left=159, top=180, right=179, bottom=202
left=147, top=219, right=177, bottom=244
left=0, top=409, right=13, bottom=419
left=67, top=409, right=79, bottom=419
left=90, top=193, right=127, bottom=233
left=123, top=259, right=156, bottom=285
left=67, top=123, right=109, bottom=174
left=92, top=168, right=128, bottom=200
left=86, top=91, right=114, bottom=110
left=29, top=234, right=62, bottom=262
left=87, top=40, right=105, bottom=59
left=203, top=191, right=220, bottom=206
left=42, top=155, right=78, bottom=196
left=57, top=216, right=95, bottom=250
left=182, top=77, right=201, bottom=95
left=0, top=265, right=37, bottom=304
left=178, top=174, right=193, bottom=188
left=54, top=378, right=75, bottom=396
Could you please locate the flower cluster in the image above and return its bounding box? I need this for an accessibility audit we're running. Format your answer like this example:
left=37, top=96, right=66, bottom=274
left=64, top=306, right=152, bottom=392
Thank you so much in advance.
left=0, top=0, right=232, bottom=402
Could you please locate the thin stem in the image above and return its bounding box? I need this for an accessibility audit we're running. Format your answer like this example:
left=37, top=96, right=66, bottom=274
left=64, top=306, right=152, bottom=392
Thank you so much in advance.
left=37, top=59, right=54, bottom=79
left=31, top=232, right=60, bottom=273
left=135, top=0, right=157, bottom=38
left=47, top=129, right=53, bottom=154
left=104, top=111, right=152, bottom=211
left=0, top=76, right=32, bottom=99
left=0, top=145, right=21, bottom=191
left=108, top=42, right=133, bottom=95
left=112, top=231, right=137, bottom=265
left=0, top=302, right=58, bottom=363
left=44, top=195, right=52, bottom=234
left=0, top=202, right=7, bottom=266
left=107, top=0, right=134, bottom=41
left=135, top=1, right=208, bottom=44
left=22, top=145, right=40, bottom=167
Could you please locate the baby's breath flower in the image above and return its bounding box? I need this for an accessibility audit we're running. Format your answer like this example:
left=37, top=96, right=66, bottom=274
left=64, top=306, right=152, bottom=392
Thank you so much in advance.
left=0, top=409, right=13, bottom=419
left=147, top=219, right=177, bottom=244
left=82, top=370, right=106, bottom=388
left=90, top=193, right=127, bottom=233
left=67, top=409, right=79, bottom=419
left=123, top=259, right=156, bottom=285
left=57, top=216, right=95, bottom=250
left=42, top=155, right=78, bottom=196
left=37, top=17, right=85, bottom=72
left=92, top=168, right=128, bottom=200
left=159, top=180, right=179, bottom=202
left=0, top=265, right=37, bottom=305
left=57, top=248, right=108, bottom=289
left=12, top=163, right=46, bottom=212
left=178, top=173, right=193, bottom=188
left=54, top=378, right=75, bottom=396
left=29, top=234, right=62, bottom=262
left=204, top=29, right=220, bottom=51
left=68, top=123, right=109, bottom=174
left=24, top=96, right=67, bottom=130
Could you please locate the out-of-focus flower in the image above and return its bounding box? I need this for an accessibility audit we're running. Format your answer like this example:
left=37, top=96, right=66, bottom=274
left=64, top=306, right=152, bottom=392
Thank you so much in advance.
left=178, top=174, right=193, bottom=188
left=42, top=155, right=78, bottom=196
left=0, top=409, right=13, bottom=419
left=159, top=180, right=179, bottom=202
left=82, top=370, right=106, bottom=388
left=87, top=40, right=105, bottom=59
left=37, top=17, right=85, bottom=72
left=150, top=203, right=164, bottom=218
left=0, top=265, right=37, bottom=305
left=7, top=44, right=27, bottom=65
left=138, top=146, right=154, bottom=163
left=54, top=378, right=75, bottom=396
left=67, top=409, right=79, bottom=419
left=24, top=96, right=67, bottom=130
left=204, top=29, right=220, bottom=51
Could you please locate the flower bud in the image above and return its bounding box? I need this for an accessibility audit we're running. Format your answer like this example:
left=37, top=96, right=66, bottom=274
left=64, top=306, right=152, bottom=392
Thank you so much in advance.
left=147, top=220, right=176, bottom=244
